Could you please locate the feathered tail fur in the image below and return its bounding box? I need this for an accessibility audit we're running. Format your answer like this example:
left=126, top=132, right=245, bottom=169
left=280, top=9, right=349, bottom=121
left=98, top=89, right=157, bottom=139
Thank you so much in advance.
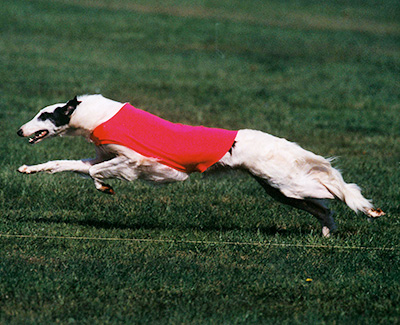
left=317, top=164, right=373, bottom=214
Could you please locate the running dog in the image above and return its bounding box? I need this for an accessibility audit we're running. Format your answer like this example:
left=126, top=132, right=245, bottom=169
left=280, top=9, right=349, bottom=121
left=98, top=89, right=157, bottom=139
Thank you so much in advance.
left=17, top=95, right=384, bottom=236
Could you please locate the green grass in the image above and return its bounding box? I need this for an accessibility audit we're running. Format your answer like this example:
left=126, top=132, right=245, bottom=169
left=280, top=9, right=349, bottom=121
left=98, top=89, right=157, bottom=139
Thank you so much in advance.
left=1, top=0, right=400, bottom=323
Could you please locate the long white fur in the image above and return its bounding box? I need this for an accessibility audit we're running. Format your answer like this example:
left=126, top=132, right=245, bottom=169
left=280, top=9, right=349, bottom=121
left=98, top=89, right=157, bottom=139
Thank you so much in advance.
left=219, top=130, right=373, bottom=214
left=17, top=94, right=382, bottom=236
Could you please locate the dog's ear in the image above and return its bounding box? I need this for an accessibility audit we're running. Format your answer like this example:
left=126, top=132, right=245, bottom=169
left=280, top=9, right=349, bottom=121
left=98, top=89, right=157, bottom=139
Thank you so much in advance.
left=64, top=96, right=82, bottom=116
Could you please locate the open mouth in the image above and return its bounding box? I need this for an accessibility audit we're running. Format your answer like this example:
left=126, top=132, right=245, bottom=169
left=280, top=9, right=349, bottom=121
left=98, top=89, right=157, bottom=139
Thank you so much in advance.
left=28, top=130, right=49, bottom=144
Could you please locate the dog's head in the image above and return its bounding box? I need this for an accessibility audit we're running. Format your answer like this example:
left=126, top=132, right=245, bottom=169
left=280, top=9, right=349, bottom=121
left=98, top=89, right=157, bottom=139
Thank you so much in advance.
left=17, top=96, right=81, bottom=144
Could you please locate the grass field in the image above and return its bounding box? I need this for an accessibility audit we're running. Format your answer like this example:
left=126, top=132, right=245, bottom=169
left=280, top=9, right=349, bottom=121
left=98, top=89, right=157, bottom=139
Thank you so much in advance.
left=1, top=0, right=400, bottom=323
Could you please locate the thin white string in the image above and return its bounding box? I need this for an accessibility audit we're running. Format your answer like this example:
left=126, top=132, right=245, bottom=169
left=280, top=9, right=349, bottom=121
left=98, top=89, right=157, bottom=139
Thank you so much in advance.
left=0, top=233, right=397, bottom=251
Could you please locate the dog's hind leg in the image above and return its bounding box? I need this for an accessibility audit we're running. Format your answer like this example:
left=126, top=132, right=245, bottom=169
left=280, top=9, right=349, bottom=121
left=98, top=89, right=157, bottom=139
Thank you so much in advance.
left=305, top=199, right=337, bottom=237
left=252, top=176, right=336, bottom=237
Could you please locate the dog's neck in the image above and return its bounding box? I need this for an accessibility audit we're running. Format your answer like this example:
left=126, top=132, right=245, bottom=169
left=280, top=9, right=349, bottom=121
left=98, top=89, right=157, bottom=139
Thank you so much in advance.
left=68, top=95, right=124, bottom=137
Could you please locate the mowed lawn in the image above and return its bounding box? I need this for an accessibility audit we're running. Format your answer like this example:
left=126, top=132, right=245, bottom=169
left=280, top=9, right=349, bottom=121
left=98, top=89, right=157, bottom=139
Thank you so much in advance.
left=1, top=0, right=399, bottom=323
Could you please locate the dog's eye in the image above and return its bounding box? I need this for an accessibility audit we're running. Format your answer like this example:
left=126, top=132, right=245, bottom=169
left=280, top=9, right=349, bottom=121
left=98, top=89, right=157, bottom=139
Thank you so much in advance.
left=38, top=111, right=58, bottom=126
left=38, top=107, right=70, bottom=127
left=38, top=112, right=52, bottom=121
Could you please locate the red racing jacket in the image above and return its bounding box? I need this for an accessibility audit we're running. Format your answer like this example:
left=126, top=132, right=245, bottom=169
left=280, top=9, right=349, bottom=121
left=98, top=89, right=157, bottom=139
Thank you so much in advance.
left=90, top=103, right=238, bottom=173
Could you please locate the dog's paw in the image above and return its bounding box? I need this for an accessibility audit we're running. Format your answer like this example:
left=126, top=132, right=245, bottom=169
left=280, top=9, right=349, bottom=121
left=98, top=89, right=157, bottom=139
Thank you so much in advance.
left=18, top=165, right=36, bottom=174
left=322, top=226, right=337, bottom=238
left=98, top=184, right=115, bottom=195
left=367, top=208, right=385, bottom=218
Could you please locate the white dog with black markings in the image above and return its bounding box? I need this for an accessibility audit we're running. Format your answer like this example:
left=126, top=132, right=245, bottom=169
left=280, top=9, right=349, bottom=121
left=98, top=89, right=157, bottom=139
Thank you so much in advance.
left=17, top=95, right=384, bottom=236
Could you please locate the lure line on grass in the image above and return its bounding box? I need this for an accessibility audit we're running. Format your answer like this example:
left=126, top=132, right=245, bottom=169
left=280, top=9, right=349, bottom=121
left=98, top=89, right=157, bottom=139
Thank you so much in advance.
left=0, top=233, right=397, bottom=251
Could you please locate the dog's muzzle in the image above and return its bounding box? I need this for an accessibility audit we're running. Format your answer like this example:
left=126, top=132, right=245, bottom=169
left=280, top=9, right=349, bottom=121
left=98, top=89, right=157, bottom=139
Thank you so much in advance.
left=17, top=128, right=50, bottom=144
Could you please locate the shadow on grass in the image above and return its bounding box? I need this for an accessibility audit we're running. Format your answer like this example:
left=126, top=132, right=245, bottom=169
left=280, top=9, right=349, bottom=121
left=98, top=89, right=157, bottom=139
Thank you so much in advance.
left=26, top=215, right=305, bottom=237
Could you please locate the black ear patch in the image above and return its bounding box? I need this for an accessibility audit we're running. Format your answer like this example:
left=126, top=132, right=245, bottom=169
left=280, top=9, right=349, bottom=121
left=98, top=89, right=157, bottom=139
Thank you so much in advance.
left=65, top=96, right=82, bottom=116
left=38, top=96, right=82, bottom=127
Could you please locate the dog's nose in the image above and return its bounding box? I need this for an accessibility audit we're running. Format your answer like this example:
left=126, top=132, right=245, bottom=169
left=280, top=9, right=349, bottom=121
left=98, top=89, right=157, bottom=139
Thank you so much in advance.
left=17, top=129, right=24, bottom=137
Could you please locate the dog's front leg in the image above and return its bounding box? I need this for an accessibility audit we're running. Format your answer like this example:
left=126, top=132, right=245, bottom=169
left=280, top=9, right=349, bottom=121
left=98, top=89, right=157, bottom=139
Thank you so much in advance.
left=88, top=156, right=137, bottom=195
left=18, top=145, right=114, bottom=175
left=18, top=159, right=95, bottom=175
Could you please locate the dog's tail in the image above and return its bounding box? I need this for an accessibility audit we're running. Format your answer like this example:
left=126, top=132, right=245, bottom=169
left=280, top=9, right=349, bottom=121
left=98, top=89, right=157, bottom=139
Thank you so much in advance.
left=320, top=165, right=384, bottom=218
